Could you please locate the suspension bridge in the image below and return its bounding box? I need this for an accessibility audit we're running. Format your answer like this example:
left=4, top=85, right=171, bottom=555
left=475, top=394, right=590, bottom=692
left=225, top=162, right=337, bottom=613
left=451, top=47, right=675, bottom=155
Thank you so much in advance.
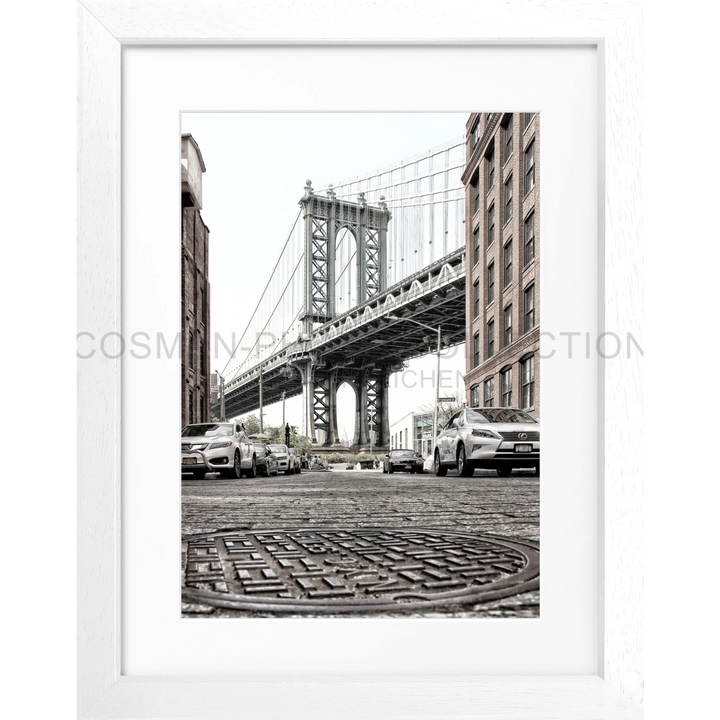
left=214, top=136, right=468, bottom=447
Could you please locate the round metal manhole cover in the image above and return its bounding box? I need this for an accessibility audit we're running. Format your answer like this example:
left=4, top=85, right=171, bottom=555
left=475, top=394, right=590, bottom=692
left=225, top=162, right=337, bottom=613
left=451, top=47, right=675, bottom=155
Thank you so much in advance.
left=182, top=528, right=539, bottom=613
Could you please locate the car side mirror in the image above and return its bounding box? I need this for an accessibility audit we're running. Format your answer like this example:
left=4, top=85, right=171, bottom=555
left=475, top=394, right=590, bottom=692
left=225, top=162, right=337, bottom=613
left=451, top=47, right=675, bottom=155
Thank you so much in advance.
left=385, top=453, right=390, bottom=458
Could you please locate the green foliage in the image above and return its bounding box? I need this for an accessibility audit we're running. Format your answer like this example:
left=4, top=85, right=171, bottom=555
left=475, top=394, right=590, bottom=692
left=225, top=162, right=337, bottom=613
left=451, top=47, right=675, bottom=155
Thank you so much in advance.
left=237, top=415, right=313, bottom=455
left=238, top=414, right=261, bottom=436
left=319, top=453, right=378, bottom=464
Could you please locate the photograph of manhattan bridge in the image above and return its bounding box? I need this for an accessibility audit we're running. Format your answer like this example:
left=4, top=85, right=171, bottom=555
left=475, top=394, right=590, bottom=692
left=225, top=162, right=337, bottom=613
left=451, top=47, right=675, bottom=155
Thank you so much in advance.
left=180, top=113, right=540, bottom=618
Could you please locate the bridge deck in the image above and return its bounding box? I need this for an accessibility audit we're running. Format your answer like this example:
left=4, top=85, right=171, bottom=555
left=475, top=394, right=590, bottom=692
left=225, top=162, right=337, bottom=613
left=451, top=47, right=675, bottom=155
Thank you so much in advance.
left=217, top=249, right=466, bottom=419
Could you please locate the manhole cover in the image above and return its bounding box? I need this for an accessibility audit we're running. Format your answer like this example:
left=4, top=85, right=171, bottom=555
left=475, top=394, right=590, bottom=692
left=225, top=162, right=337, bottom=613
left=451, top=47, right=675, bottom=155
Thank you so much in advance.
left=182, top=528, right=539, bottom=613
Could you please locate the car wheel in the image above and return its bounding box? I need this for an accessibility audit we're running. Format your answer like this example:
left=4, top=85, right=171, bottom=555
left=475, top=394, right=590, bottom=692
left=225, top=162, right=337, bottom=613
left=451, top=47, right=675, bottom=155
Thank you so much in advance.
left=226, top=451, right=242, bottom=479
left=382, top=465, right=387, bottom=473
left=388, top=464, right=394, bottom=474
left=245, top=456, right=257, bottom=479
left=457, top=444, right=474, bottom=477
left=434, top=450, right=447, bottom=477
left=496, top=467, right=512, bottom=477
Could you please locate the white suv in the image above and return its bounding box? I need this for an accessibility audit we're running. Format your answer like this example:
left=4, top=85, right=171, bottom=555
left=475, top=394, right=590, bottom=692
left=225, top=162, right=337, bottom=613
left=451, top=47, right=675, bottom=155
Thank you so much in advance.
left=181, top=422, right=256, bottom=479
left=268, top=444, right=292, bottom=474
left=288, top=447, right=302, bottom=474
left=434, top=407, right=539, bottom=477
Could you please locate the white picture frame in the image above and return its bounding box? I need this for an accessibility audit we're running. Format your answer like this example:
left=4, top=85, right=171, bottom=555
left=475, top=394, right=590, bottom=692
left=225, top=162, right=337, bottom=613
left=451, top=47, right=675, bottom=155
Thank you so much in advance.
left=77, top=1, right=642, bottom=717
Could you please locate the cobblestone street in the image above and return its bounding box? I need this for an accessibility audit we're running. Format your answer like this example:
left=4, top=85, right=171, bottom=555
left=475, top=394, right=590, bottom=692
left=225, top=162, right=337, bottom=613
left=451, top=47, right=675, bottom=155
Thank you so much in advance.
left=182, top=466, right=539, bottom=618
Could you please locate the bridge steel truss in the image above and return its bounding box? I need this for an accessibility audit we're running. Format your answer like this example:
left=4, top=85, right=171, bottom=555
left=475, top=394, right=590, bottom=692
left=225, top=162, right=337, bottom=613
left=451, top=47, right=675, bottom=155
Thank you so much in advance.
left=293, top=183, right=392, bottom=446
left=220, top=248, right=466, bottom=448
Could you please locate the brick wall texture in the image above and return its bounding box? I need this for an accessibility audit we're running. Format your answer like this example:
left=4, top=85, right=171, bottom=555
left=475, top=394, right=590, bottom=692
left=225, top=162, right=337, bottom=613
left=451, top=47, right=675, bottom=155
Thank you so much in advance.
left=182, top=206, right=211, bottom=427
left=462, top=113, right=540, bottom=418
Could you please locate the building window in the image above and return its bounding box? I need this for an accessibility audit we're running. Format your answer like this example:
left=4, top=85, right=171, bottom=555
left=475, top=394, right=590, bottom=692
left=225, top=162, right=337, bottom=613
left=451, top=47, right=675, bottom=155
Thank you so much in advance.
left=504, top=304, right=513, bottom=347
left=471, top=119, right=480, bottom=149
left=524, top=284, right=535, bottom=333
left=484, top=376, right=495, bottom=407
left=501, top=367, right=513, bottom=407
left=504, top=174, right=513, bottom=223
left=470, top=384, right=480, bottom=407
left=487, top=204, right=495, bottom=247
left=487, top=319, right=495, bottom=358
left=200, top=340, right=206, bottom=377
left=188, top=331, right=194, bottom=370
left=473, top=279, right=480, bottom=318
left=199, top=394, right=205, bottom=421
left=188, top=389, right=194, bottom=424
left=473, top=226, right=480, bottom=265
left=523, top=112, right=534, bottom=130
left=486, top=112, right=495, bottom=126
left=487, top=145, right=495, bottom=189
left=525, top=139, right=535, bottom=194
left=471, top=172, right=480, bottom=215
left=521, top=354, right=535, bottom=409
left=524, top=211, right=535, bottom=266
left=487, top=261, right=495, bottom=305
left=504, top=239, right=513, bottom=287
left=473, top=332, right=480, bottom=367
left=504, top=115, right=513, bottom=162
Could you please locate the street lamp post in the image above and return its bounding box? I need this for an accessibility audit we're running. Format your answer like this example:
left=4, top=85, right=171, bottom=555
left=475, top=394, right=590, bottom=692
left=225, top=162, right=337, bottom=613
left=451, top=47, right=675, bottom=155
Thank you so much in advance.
left=215, top=370, right=227, bottom=422
left=259, top=364, right=264, bottom=433
left=386, top=314, right=444, bottom=456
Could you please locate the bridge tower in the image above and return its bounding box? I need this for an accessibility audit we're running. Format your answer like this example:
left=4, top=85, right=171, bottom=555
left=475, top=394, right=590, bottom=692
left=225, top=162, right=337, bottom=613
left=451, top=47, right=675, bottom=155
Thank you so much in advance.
left=297, top=181, right=392, bottom=447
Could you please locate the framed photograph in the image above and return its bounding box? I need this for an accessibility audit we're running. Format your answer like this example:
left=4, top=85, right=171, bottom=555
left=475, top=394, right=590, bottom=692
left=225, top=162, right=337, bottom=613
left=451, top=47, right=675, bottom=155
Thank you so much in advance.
left=77, top=1, right=642, bottom=717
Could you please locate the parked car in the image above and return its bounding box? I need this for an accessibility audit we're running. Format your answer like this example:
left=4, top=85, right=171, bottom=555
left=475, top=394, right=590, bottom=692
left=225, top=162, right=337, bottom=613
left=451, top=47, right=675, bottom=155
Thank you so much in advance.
left=383, top=449, right=424, bottom=474
left=433, top=407, right=539, bottom=477
left=288, top=447, right=302, bottom=474
left=181, top=422, right=256, bottom=479
left=423, top=454, right=434, bottom=473
left=253, top=443, right=279, bottom=477
left=268, top=443, right=292, bottom=474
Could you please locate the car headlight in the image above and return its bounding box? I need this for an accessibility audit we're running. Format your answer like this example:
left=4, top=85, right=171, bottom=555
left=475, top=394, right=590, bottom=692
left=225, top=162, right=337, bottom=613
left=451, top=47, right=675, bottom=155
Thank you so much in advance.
left=208, top=441, right=232, bottom=449
left=472, top=428, right=501, bottom=439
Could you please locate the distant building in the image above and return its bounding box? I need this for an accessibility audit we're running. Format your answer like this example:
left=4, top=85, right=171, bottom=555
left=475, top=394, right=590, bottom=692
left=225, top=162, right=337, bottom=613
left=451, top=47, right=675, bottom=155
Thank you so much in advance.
left=461, top=113, right=540, bottom=417
left=181, top=134, right=211, bottom=426
left=389, top=411, right=433, bottom=456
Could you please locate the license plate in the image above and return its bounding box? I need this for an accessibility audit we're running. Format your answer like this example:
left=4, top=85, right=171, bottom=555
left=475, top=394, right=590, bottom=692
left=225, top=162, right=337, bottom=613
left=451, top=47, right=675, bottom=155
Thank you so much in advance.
left=405, top=465, right=412, bottom=470
left=514, top=444, right=532, bottom=453
left=182, top=458, right=197, bottom=465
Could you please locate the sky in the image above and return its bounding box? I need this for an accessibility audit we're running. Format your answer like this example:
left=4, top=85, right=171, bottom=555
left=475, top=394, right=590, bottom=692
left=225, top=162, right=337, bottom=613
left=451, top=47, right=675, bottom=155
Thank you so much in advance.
left=180, top=113, right=469, bottom=438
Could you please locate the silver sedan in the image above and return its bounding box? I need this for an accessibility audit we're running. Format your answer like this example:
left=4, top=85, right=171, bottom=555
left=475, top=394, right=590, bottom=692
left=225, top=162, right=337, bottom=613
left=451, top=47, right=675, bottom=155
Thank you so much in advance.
left=434, top=407, right=539, bottom=477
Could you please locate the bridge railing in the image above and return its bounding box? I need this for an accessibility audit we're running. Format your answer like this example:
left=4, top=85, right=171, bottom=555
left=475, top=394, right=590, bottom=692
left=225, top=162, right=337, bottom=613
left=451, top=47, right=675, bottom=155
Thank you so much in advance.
left=225, top=249, right=465, bottom=392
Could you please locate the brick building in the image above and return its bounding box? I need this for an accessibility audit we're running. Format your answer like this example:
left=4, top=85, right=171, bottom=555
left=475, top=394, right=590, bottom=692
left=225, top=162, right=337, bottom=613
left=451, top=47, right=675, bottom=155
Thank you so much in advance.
left=461, top=113, right=539, bottom=418
left=181, top=134, right=211, bottom=426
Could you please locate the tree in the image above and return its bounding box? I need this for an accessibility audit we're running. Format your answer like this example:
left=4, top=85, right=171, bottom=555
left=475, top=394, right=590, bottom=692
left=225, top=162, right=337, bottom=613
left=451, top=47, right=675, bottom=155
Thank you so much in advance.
left=237, top=413, right=261, bottom=436
left=418, top=389, right=466, bottom=430
left=261, top=423, right=312, bottom=455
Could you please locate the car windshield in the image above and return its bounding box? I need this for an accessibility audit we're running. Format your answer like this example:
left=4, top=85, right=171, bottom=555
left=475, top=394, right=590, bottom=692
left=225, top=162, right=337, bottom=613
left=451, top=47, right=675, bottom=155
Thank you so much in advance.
left=466, top=408, right=536, bottom=424
left=390, top=450, right=415, bottom=458
left=253, top=444, right=266, bottom=451
left=182, top=423, right=234, bottom=437
left=268, top=444, right=287, bottom=453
